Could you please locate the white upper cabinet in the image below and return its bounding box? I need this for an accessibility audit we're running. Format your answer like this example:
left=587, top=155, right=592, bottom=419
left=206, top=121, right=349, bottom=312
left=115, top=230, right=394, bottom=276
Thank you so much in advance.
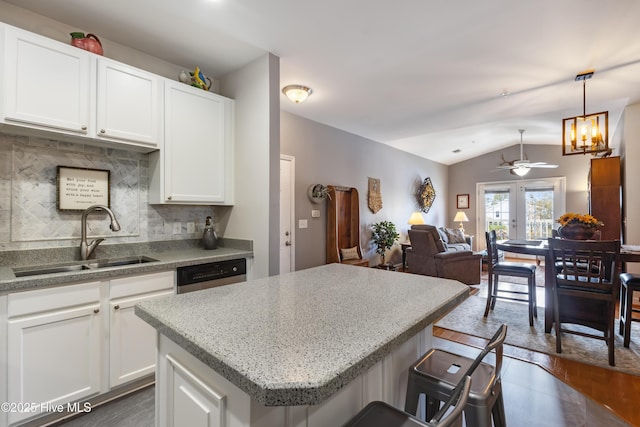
left=149, top=80, right=234, bottom=205
left=1, top=24, right=93, bottom=135
left=0, top=23, right=162, bottom=150
left=96, top=59, right=162, bottom=147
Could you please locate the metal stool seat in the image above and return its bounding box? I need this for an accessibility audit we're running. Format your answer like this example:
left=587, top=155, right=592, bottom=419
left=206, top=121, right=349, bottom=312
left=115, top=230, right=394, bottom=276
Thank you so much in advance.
left=620, top=273, right=640, bottom=347
left=404, top=324, right=507, bottom=427
left=344, top=376, right=471, bottom=427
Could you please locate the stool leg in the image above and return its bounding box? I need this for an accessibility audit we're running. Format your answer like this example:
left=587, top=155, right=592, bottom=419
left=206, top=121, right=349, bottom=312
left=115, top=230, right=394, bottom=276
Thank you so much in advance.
left=425, top=396, right=442, bottom=422
left=484, top=273, right=494, bottom=317
left=527, top=276, right=534, bottom=326
left=619, top=283, right=627, bottom=336
left=492, top=389, right=507, bottom=427
left=624, top=283, right=633, bottom=348
left=404, top=372, right=421, bottom=415
left=491, top=273, right=499, bottom=309
left=463, top=406, right=493, bottom=427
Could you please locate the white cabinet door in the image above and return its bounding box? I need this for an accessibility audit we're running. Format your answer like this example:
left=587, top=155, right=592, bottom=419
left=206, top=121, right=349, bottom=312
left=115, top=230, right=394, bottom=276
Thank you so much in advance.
left=163, top=354, right=227, bottom=427
left=96, top=58, right=161, bottom=147
left=1, top=24, right=92, bottom=134
left=109, top=271, right=173, bottom=387
left=7, top=283, right=102, bottom=425
left=159, top=80, right=233, bottom=204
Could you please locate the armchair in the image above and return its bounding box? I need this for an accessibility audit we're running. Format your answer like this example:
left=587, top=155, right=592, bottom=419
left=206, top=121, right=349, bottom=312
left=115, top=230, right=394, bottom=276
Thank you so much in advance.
left=407, top=225, right=481, bottom=285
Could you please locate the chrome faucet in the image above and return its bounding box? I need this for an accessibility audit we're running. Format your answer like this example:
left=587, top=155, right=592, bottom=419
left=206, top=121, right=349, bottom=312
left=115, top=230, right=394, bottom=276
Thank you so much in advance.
left=80, top=204, right=121, bottom=260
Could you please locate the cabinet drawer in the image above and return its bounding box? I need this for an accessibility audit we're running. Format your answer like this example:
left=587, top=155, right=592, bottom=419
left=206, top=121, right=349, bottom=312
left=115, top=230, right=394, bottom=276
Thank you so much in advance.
left=8, top=282, right=101, bottom=318
left=110, top=270, right=174, bottom=299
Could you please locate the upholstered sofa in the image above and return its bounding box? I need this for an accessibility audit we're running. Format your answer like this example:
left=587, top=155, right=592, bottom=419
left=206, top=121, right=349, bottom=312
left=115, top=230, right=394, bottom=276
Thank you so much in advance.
left=406, top=224, right=481, bottom=285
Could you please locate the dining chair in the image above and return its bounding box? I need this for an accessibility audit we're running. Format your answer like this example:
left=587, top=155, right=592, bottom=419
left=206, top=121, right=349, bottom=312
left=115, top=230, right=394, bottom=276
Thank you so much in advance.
left=404, top=324, right=507, bottom=427
left=548, top=238, right=621, bottom=366
left=485, top=230, right=537, bottom=326
left=343, top=376, right=471, bottom=427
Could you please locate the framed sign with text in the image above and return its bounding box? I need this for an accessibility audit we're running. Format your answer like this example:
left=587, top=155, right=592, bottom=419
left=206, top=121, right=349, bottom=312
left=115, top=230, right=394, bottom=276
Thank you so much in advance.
left=57, top=166, right=110, bottom=211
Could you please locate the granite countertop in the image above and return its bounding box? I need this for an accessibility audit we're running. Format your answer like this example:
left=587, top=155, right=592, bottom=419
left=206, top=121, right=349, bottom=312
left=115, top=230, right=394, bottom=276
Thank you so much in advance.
left=0, top=239, right=253, bottom=294
left=135, top=263, right=469, bottom=406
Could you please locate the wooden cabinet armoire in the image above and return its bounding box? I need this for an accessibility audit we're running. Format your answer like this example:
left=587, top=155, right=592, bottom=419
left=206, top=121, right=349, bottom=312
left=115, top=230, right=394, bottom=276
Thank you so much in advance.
left=589, top=156, right=622, bottom=241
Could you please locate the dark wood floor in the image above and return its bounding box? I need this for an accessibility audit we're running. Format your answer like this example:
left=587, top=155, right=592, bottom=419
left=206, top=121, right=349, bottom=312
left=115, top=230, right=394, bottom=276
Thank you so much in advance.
left=434, top=326, right=640, bottom=426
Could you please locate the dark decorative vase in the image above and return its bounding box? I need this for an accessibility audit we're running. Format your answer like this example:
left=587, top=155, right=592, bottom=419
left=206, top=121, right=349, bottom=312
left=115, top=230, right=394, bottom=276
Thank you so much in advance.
left=202, top=216, right=218, bottom=250
left=557, top=224, right=599, bottom=240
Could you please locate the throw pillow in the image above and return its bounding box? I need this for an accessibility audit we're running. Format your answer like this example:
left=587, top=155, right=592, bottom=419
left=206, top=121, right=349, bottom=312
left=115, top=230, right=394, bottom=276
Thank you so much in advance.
left=445, top=228, right=466, bottom=244
left=437, top=227, right=449, bottom=243
left=340, top=246, right=360, bottom=260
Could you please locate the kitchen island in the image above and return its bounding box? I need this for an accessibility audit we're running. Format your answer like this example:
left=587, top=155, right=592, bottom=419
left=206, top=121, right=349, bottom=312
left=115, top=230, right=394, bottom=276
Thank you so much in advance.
left=136, top=263, right=468, bottom=427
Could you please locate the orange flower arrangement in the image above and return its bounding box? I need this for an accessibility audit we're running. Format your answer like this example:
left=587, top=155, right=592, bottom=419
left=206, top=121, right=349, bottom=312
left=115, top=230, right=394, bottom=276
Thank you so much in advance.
left=557, top=212, right=604, bottom=228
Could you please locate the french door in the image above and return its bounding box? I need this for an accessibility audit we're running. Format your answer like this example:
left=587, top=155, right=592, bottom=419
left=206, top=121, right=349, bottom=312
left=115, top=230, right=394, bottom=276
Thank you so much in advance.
left=477, top=177, right=566, bottom=251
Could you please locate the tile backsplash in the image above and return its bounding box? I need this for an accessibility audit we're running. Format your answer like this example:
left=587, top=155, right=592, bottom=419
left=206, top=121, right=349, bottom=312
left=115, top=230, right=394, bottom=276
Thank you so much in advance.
left=0, top=132, right=221, bottom=251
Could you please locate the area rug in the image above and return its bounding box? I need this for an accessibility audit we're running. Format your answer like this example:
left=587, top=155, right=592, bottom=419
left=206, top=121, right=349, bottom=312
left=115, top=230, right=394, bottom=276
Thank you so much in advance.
left=435, top=292, right=640, bottom=377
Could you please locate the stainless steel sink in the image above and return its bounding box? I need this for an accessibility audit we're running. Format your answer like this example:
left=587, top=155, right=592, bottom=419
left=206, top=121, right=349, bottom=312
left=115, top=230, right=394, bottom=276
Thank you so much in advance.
left=13, top=263, right=91, bottom=277
left=12, top=256, right=158, bottom=277
left=85, top=256, right=158, bottom=269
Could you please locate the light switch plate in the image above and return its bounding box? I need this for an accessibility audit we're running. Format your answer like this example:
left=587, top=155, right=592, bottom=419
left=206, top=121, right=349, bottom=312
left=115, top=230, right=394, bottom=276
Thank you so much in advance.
left=299, top=219, right=308, bottom=229
left=186, top=222, right=195, bottom=233
left=311, top=210, right=320, bottom=218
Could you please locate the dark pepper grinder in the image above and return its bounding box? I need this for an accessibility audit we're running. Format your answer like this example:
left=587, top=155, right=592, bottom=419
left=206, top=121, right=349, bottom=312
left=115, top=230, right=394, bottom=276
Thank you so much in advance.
left=202, top=216, right=218, bottom=250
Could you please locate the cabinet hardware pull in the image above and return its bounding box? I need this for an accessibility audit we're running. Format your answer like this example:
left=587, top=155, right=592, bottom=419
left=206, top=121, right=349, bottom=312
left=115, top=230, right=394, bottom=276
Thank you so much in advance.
left=93, top=308, right=100, bottom=314
left=167, top=196, right=172, bottom=200
left=81, top=125, right=87, bottom=131
left=114, top=305, right=120, bottom=310
left=100, top=129, right=106, bottom=134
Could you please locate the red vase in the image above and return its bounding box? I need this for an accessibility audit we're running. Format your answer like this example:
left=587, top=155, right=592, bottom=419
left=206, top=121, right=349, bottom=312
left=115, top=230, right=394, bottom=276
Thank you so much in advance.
left=557, top=224, right=599, bottom=240
left=70, top=32, right=103, bottom=56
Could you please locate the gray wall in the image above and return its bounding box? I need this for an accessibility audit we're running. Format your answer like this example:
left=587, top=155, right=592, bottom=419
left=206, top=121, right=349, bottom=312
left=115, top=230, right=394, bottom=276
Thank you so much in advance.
left=281, top=111, right=448, bottom=270
left=448, top=143, right=593, bottom=242
left=621, top=102, right=640, bottom=273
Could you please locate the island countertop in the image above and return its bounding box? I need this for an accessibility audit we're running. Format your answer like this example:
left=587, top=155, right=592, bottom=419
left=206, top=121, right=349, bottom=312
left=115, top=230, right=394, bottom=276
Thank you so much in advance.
left=135, top=263, right=468, bottom=406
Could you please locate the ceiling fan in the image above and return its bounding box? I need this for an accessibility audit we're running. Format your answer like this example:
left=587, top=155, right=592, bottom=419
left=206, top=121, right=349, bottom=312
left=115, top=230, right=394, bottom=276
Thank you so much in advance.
left=496, top=129, right=558, bottom=176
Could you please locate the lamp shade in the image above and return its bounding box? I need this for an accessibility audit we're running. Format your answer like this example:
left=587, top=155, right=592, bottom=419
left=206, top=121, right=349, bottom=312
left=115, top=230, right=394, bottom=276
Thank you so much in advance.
left=453, top=211, right=469, bottom=222
left=408, top=211, right=425, bottom=225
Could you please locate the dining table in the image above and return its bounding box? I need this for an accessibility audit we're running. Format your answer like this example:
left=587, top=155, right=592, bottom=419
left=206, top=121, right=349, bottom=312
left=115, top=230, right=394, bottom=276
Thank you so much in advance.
left=496, top=239, right=640, bottom=333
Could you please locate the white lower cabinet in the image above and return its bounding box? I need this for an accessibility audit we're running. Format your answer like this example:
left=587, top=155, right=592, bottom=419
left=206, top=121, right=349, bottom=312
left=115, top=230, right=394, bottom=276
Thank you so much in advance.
left=109, top=271, right=173, bottom=387
left=7, top=282, right=102, bottom=425
left=4, top=270, right=174, bottom=426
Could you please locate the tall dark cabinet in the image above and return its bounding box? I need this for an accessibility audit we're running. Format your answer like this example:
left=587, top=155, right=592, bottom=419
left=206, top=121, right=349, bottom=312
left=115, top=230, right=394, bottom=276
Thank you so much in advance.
left=589, top=156, right=622, bottom=241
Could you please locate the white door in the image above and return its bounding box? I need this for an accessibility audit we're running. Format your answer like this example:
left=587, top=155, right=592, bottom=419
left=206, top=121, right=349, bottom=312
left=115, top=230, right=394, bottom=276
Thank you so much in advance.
left=280, top=155, right=295, bottom=273
left=477, top=177, right=566, bottom=250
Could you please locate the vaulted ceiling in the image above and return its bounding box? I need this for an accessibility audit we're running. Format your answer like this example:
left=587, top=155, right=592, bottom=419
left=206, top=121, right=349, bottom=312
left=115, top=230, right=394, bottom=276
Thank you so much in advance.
left=6, top=0, right=640, bottom=164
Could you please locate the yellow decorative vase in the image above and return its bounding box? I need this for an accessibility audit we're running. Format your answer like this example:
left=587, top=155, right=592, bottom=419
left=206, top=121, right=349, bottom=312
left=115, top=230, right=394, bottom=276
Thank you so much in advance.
left=557, top=224, right=599, bottom=240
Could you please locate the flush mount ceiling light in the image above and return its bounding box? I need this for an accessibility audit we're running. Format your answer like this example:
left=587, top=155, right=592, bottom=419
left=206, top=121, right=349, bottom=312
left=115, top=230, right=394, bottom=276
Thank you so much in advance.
left=282, top=85, right=312, bottom=103
left=562, top=70, right=609, bottom=156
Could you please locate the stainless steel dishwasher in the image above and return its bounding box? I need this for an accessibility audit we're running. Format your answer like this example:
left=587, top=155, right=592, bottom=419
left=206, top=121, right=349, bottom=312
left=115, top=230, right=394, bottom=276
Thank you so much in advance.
left=176, top=258, right=247, bottom=294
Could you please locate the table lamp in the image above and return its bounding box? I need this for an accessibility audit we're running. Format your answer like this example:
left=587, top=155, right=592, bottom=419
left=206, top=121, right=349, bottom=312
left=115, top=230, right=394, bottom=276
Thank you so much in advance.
left=408, top=211, right=425, bottom=225
left=453, top=211, right=469, bottom=233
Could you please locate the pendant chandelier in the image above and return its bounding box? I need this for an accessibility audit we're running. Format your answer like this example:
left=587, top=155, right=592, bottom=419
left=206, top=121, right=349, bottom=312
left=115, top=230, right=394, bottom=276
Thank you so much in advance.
left=562, top=70, right=608, bottom=156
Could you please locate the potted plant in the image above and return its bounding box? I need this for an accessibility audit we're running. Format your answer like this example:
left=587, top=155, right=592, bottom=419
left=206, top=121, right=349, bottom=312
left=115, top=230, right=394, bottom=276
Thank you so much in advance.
left=308, top=184, right=331, bottom=203
left=371, top=220, right=400, bottom=267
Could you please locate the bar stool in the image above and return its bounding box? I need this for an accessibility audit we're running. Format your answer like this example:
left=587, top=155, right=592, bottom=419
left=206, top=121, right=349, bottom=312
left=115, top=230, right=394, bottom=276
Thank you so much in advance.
left=343, top=376, right=471, bottom=427
left=620, top=273, right=640, bottom=347
left=485, top=230, right=537, bottom=326
left=404, top=324, right=507, bottom=427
